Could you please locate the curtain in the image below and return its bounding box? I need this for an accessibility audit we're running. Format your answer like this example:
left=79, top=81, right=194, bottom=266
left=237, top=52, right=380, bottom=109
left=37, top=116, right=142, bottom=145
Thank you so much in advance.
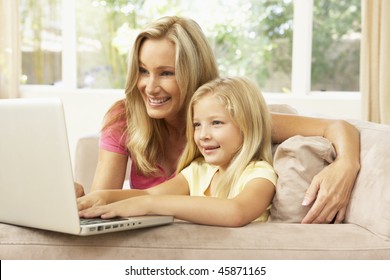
left=0, top=0, right=20, bottom=99
left=360, top=0, right=390, bottom=124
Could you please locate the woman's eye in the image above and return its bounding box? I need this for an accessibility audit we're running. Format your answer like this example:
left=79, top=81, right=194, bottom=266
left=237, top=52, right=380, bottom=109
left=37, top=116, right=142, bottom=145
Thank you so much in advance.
left=212, top=120, right=223, bottom=125
left=139, top=67, right=148, bottom=75
left=193, top=122, right=200, bottom=128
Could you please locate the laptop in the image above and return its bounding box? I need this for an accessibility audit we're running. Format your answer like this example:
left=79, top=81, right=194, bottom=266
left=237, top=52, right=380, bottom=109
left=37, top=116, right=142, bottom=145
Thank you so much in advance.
left=0, top=98, right=173, bottom=235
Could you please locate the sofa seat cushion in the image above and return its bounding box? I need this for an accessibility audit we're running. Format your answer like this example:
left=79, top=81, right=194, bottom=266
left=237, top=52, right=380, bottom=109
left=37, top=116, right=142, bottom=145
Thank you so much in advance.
left=1, top=222, right=389, bottom=260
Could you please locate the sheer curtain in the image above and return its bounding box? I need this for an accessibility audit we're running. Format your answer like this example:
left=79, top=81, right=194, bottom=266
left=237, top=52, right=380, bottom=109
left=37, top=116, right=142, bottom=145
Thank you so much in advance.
left=0, top=0, right=20, bottom=99
left=360, top=0, right=390, bottom=124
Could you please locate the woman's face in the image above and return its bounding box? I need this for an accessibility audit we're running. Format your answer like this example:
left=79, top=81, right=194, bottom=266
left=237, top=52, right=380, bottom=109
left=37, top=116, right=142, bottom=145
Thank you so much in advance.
left=137, top=38, right=184, bottom=122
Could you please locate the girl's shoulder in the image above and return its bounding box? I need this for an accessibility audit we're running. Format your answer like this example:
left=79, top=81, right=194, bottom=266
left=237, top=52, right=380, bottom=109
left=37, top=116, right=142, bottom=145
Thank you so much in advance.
left=249, top=160, right=274, bottom=170
left=241, top=160, right=277, bottom=185
left=181, top=157, right=217, bottom=175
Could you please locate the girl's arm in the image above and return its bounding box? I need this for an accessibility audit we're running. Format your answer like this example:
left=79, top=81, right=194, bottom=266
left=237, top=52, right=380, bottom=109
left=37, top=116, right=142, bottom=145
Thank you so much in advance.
left=271, top=113, right=360, bottom=224
left=79, top=177, right=275, bottom=227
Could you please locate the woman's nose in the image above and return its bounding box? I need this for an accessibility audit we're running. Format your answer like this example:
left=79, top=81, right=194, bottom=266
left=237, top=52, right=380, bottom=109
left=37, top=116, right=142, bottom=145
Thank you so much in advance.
left=145, top=77, right=160, bottom=95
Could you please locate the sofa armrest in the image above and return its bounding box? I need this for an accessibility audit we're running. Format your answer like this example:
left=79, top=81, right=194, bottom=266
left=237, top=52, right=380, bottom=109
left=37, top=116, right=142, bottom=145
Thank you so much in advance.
left=74, top=134, right=131, bottom=193
left=74, top=134, right=99, bottom=194
left=344, top=119, right=390, bottom=241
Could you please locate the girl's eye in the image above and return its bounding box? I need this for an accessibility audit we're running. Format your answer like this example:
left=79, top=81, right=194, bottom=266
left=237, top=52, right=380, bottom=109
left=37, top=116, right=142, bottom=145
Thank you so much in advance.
left=161, top=71, right=175, bottom=76
left=193, top=122, right=200, bottom=128
left=212, top=120, right=223, bottom=125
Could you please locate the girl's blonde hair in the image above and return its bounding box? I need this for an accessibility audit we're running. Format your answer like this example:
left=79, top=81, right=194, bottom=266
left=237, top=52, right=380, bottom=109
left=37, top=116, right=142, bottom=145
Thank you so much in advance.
left=177, top=77, right=272, bottom=198
left=105, top=16, right=219, bottom=175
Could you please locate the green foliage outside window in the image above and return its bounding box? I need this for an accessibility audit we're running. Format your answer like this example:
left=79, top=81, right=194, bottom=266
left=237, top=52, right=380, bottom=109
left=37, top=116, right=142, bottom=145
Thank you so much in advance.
left=20, top=0, right=360, bottom=92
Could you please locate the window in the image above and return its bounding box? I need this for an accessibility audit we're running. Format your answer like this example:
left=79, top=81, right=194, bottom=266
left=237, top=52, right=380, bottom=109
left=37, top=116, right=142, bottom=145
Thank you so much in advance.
left=311, top=0, right=360, bottom=91
left=20, top=0, right=62, bottom=85
left=20, top=0, right=361, bottom=94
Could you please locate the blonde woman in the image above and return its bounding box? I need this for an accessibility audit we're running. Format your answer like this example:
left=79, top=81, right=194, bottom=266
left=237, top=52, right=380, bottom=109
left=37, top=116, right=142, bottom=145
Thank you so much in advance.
left=77, top=16, right=360, bottom=224
left=79, top=77, right=276, bottom=226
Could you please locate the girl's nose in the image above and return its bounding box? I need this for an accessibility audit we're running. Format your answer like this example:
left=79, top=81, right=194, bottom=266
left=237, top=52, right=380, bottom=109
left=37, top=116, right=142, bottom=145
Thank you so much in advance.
left=199, top=126, right=211, bottom=140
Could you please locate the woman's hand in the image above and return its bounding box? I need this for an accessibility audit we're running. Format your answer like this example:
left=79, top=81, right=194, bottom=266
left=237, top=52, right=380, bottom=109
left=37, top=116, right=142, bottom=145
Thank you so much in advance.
left=74, top=182, right=85, bottom=198
left=301, top=158, right=360, bottom=224
left=271, top=114, right=360, bottom=224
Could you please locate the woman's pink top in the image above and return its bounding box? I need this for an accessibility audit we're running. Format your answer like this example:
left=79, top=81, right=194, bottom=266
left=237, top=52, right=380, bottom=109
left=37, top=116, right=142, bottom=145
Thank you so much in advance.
left=99, top=105, right=174, bottom=189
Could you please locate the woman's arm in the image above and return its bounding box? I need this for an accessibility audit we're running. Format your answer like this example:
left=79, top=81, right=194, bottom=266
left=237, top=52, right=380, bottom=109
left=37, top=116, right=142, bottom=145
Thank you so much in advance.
left=74, top=149, right=127, bottom=198
left=271, top=113, right=361, bottom=224
left=79, top=177, right=275, bottom=227
left=90, top=149, right=129, bottom=192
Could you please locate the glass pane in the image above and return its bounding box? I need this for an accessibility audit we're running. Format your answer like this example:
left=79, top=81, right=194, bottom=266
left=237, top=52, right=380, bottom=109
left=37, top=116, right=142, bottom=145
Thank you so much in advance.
left=311, top=0, right=361, bottom=91
left=76, top=0, right=293, bottom=92
left=20, top=0, right=62, bottom=85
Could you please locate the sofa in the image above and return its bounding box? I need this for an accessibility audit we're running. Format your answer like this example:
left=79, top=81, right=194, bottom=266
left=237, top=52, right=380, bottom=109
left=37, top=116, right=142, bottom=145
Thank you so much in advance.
left=1, top=105, right=390, bottom=260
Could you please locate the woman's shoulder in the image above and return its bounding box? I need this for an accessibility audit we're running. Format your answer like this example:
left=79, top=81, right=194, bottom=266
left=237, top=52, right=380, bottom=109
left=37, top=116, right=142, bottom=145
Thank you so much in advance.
left=103, top=99, right=127, bottom=129
left=106, top=99, right=126, bottom=119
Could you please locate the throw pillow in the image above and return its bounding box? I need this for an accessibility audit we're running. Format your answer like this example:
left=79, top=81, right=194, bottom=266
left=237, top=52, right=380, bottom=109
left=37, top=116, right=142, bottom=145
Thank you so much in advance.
left=269, top=135, right=336, bottom=223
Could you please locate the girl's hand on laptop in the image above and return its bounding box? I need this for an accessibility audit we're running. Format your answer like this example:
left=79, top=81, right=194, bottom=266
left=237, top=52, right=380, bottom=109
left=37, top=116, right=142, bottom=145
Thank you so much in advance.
left=79, top=196, right=151, bottom=219
left=77, top=190, right=111, bottom=212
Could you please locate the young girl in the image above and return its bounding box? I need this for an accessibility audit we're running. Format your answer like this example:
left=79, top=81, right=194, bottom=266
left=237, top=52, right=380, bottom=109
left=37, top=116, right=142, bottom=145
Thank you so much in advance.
left=78, top=77, right=277, bottom=226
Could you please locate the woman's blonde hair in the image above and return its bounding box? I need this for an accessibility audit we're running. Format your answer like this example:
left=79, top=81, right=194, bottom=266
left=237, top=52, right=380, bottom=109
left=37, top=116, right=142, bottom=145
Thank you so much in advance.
left=105, top=16, right=219, bottom=175
left=177, top=77, right=272, bottom=198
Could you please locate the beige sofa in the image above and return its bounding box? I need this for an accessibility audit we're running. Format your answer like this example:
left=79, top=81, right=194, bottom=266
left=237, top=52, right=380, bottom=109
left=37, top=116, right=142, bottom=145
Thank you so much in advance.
left=1, top=107, right=390, bottom=260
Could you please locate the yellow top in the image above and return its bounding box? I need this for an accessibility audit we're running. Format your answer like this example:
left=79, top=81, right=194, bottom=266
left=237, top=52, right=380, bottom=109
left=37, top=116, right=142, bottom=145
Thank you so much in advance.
left=181, top=158, right=277, bottom=222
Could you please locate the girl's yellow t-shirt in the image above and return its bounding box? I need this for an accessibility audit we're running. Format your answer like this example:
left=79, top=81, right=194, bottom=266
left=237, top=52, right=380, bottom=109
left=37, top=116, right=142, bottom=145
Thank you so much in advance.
left=181, top=158, right=277, bottom=222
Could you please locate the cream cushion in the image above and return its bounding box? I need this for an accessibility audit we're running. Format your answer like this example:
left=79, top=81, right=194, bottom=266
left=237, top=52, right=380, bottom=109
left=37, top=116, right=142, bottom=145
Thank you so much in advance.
left=269, top=136, right=336, bottom=223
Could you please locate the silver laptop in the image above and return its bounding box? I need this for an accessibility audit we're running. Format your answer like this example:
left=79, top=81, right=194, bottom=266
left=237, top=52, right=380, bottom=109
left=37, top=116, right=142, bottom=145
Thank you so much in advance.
left=0, top=98, right=173, bottom=235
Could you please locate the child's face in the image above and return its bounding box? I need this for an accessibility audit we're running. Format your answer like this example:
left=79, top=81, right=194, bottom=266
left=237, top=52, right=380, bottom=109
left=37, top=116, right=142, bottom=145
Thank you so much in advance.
left=193, top=94, right=243, bottom=171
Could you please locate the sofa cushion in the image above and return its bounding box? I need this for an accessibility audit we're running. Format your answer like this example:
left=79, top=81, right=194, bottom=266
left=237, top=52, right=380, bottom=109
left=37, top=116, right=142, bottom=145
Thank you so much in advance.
left=344, top=120, right=390, bottom=241
left=269, top=136, right=336, bottom=223
left=1, top=221, right=389, bottom=260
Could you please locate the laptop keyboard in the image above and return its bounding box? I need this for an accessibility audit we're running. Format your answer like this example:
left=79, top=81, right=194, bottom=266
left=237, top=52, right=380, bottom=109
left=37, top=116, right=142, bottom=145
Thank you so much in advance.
left=80, top=218, right=127, bottom=225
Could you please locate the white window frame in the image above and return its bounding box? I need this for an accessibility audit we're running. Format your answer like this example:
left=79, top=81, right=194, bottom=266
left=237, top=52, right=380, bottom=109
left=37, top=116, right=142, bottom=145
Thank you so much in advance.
left=61, top=0, right=77, bottom=90
left=291, top=0, right=313, bottom=96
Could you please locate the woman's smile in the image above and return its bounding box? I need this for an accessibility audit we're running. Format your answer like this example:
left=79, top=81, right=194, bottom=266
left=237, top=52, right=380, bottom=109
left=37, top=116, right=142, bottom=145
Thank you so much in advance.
left=148, top=96, right=172, bottom=106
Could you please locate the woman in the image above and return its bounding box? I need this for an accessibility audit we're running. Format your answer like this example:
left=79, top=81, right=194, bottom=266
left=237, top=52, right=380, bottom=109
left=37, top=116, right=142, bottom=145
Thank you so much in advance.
left=77, top=16, right=360, bottom=224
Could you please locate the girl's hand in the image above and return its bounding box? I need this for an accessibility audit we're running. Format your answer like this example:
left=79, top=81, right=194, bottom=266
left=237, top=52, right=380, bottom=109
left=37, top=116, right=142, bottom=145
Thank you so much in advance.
left=78, top=196, right=151, bottom=219
left=301, top=158, right=359, bottom=224
left=77, top=190, right=112, bottom=211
